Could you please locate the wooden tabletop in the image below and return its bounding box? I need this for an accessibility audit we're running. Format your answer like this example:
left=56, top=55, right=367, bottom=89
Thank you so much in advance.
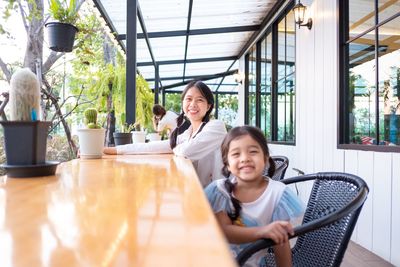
left=0, top=155, right=236, bottom=267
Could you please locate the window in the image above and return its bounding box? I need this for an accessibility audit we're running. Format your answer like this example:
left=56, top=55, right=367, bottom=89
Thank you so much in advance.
left=339, top=0, right=400, bottom=151
left=245, top=3, right=295, bottom=144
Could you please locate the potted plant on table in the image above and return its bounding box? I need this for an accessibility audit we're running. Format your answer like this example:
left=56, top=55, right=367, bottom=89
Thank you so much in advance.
left=45, top=0, right=80, bottom=52
left=146, top=128, right=161, bottom=142
left=131, top=123, right=147, bottom=143
left=113, top=114, right=134, bottom=145
left=0, top=68, right=58, bottom=177
left=77, top=108, right=106, bottom=159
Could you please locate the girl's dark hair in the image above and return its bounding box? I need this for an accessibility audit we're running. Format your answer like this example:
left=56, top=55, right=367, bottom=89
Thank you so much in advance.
left=152, top=104, right=166, bottom=117
left=221, top=126, right=276, bottom=221
left=169, top=80, right=214, bottom=149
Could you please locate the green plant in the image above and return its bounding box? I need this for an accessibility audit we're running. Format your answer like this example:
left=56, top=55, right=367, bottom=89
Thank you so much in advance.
left=135, top=74, right=154, bottom=130
left=48, top=0, right=79, bottom=24
left=84, top=108, right=101, bottom=129
left=9, top=68, right=41, bottom=121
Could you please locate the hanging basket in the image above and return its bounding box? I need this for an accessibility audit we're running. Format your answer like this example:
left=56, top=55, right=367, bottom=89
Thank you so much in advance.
left=45, top=22, right=78, bottom=52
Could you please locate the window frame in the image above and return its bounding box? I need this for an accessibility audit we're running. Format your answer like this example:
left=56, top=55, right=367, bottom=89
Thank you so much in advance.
left=338, top=0, right=400, bottom=153
left=245, top=1, right=296, bottom=145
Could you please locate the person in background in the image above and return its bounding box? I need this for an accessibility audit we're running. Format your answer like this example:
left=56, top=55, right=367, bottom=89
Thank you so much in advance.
left=152, top=104, right=178, bottom=135
left=104, top=81, right=227, bottom=187
left=205, top=126, right=304, bottom=267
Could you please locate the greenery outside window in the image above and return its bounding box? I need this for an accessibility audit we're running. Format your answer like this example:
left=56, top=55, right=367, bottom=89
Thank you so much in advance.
left=339, top=0, right=400, bottom=151
left=245, top=2, right=295, bottom=144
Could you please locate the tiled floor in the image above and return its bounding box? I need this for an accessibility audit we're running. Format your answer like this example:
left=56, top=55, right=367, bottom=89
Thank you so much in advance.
left=342, top=241, right=394, bottom=267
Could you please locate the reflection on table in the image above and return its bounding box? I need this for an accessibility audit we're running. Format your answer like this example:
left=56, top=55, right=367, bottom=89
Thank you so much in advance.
left=0, top=155, right=236, bottom=267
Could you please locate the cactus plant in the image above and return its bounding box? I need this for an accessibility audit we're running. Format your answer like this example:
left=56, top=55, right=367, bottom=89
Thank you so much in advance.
left=9, top=68, right=41, bottom=121
left=84, top=108, right=101, bottom=129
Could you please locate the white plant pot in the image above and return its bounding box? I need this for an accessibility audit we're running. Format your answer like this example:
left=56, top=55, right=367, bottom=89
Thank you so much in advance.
left=131, top=131, right=146, bottom=143
left=147, top=133, right=161, bottom=142
left=77, top=128, right=106, bottom=159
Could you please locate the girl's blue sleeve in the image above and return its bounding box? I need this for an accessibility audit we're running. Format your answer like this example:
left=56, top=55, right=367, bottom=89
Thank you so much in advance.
left=272, top=187, right=305, bottom=221
left=204, top=181, right=231, bottom=213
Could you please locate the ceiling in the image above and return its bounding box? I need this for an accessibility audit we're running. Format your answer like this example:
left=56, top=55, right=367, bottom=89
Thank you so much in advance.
left=92, top=0, right=280, bottom=93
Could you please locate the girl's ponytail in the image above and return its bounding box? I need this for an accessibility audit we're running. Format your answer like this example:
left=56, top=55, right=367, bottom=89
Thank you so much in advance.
left=224, top=179, right=242, bottom=222
left=267, top=157, right=276, bottom=178
left=170, top=112, right=186, bottom=149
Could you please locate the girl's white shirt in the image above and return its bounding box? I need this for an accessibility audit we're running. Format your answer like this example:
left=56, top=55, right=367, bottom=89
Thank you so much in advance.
left=116, top=119, right=227, bottom=187
left=157, top=110, right=178, bottom=132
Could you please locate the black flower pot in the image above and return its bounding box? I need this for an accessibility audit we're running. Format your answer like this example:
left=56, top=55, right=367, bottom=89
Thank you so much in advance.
left=45, top=22, right=78, bottom=52
left=113, top=132, right=132, bottom=146
left=0, top=121, right=51, bottom=165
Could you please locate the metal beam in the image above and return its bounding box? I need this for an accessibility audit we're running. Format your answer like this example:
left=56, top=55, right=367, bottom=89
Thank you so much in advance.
left=182, top=0, right=194, bottom=82
left=117, top=25, right=260, bottom=40
left=160, top=69, right=237, bottom=90
left=137, top=56, right=237, bottom=66
left=92, top=0, right=126, bottom=52
left=125, top=0, right=137, bottom=124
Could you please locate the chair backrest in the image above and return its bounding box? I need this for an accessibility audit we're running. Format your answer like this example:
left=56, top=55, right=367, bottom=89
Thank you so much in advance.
left=264, top=156, right=289, bottom=181
left=236, top=172, right=369, bottom=267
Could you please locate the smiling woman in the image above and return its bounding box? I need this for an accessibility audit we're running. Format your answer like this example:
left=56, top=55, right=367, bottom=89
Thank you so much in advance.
left=103, top=81, right=227, bottom=187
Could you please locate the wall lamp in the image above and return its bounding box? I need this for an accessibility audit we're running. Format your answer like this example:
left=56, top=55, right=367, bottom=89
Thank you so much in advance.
left=293, top=0, right=313, bottom=30
left=233, top=71, right=245, bottom=85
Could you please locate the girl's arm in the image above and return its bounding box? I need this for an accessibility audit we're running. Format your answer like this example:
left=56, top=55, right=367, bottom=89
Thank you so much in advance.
left=273, top=242, right=292, bottom=267
left=215, top=211, right=294, bottom=245
left=173, top=120, right=226, bottom=160
left=116, top=140, right=172, bottom=154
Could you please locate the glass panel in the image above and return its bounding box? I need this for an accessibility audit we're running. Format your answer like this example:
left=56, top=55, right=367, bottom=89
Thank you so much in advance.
left=276, top=76, right=295, bottom=142
left=191, top=0, right=276, bottom=29
left=347, top=40, right=377, bottom=144
left=187, top=32, right=254, bottom=58
left=285, top=74, right=295, bottom=142
left=286, top=10, right=295, bottom=75
left=277, top=16, right=286, bottom=80
left=349, top=0, right=375, bottom=38
left=276, top=12, right=295, bottom=143
left=378, top=16, right=400, bottom=145
left=248, top=47, right=257, bottom=126
left=378, top=0, right=400, bottom=23
left=217, top=94, right=239, bottom=130
left=139, top=0, right=189, bottom=32
left=260, top=33, right=272, bottom=140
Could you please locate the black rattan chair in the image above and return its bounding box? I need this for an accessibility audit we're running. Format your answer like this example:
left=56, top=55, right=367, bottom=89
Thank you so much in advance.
left=236, top=172, right=369, bottom=267
left=264, top=156, right=289, bottom=181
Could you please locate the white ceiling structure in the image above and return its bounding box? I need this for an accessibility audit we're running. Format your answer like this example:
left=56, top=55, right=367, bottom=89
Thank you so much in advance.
left=92, top=0, right=280, bottom=93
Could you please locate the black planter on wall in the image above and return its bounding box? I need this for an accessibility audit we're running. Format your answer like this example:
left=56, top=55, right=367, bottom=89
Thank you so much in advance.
left=45, top=22, right=78, bottom=52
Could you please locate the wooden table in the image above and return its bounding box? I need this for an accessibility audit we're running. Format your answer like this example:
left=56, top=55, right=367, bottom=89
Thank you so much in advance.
left=0, top=155, right=236, bottom=267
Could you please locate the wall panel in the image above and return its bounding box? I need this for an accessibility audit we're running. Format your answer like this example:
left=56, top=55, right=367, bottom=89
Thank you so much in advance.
left=372, top=153, right=392, bottom=260
left=356, top=151, right=374, bottom=250
left=391, top=153, right=400, bottom=265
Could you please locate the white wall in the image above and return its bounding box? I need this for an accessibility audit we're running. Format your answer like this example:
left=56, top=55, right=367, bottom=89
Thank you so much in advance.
left=237, top=0, right=400, bottom=264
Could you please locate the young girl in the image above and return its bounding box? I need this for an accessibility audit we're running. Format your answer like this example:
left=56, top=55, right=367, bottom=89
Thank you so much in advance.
left=104, top=81, right=227, bottom=187
left=205, top=126, right=304, bottom=267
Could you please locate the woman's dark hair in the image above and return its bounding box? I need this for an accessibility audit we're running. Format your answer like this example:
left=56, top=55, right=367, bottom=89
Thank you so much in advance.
left=221, top=126, right=276, bottom=221
left=152, top=104, right=166, bottom=117
left=169, top=80, right=214, bottom=149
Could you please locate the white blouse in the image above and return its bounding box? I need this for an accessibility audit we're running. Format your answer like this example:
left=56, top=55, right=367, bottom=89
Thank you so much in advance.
left=116, top=120, right=227, bottom=187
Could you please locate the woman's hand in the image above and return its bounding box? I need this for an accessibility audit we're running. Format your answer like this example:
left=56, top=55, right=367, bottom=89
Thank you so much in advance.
left=256, top=221, right=294, bottom=245
left=103, top=147, right=117, bottom=155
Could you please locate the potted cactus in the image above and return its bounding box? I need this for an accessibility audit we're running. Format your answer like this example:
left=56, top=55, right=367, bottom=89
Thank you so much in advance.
left=77, top=108, right=106, bottom=159
left=0, top=68, right=58, bottom=177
